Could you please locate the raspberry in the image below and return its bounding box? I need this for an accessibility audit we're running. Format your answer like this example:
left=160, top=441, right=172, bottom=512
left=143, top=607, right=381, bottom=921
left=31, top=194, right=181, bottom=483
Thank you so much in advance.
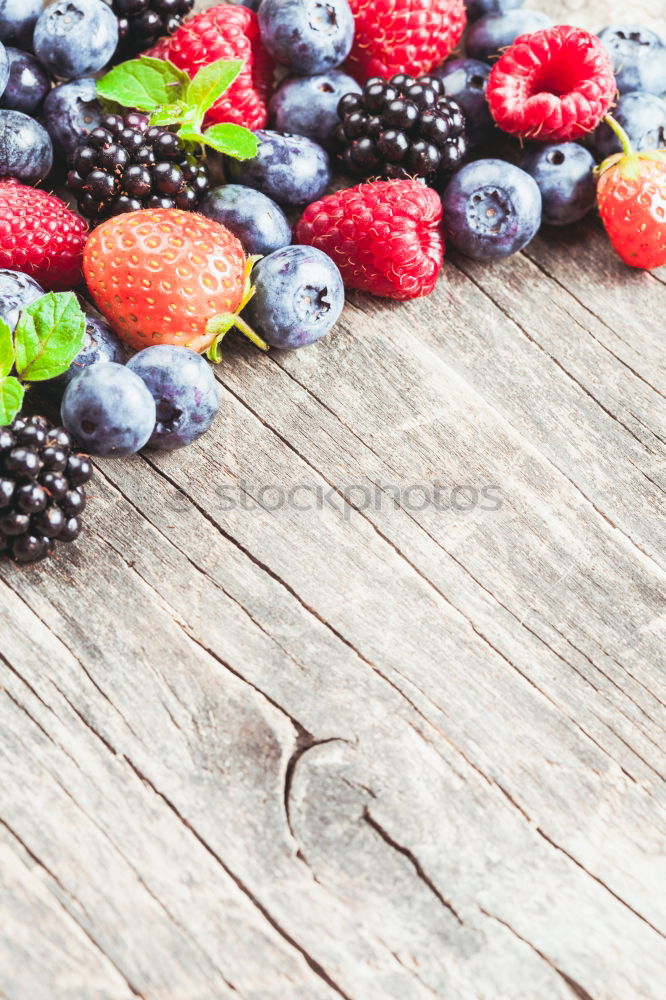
left=487, top=25, right=617, bottom=141
left=346, top=0, right=466, bottom=82
left=334, top=72, right=467, bottom=181
left=112, top=0, right=194, bottom=58
left=65, top=112, right=210, bottom=227
left=294, top=180, right=444, bottom=300
left=0, top=181, right=88, bottom=292
left=0, top=414, right=93, bottom=565
left=147, top=4, right=274, bottom=130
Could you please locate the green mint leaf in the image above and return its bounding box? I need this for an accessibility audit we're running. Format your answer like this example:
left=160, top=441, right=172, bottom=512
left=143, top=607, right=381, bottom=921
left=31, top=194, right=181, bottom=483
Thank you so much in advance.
left=14, top=292, right=86, bottom=383
left=203, top=123, right=258, bottom=159
left=177, top=124, right=206, bottom=144
left=148, top=104, right=188, bottom=127
left=97, top=56, right=188, bottom=112
left=186, top=59, right=243, bottom=117
left=0, top=317, right=14, bottom=379
left=0, top=377, right=24, bottom=426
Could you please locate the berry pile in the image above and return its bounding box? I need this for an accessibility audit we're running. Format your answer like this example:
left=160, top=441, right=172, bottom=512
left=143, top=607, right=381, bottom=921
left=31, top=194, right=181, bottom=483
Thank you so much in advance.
left=334, top=73, right=467, bottom=181
left=0, top=0, right=664, bottom=571
left=66, top=113, right=210, bottom=225
left=112, top=0, right=195, bottom=58
left=0, top=415, right=93, bottom=564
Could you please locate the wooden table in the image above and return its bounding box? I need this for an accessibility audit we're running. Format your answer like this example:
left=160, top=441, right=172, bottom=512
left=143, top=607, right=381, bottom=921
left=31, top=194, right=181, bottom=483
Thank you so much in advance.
left=1, top=2, right=665, bottom=998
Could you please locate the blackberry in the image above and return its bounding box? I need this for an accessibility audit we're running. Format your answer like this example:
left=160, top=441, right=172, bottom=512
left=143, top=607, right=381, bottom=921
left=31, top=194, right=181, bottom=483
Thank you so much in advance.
left=0, top=414, right=93, bottom=565
left=112, top=0, right=195, bottom=59
left=66, top=112, right=210, bottom=226
left=334, top=74, right=468, bottom=183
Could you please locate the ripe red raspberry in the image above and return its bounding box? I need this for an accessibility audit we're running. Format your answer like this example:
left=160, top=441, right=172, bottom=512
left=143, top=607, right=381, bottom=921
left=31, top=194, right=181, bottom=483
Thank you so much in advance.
left=147, top=4, right=274, bottom=130
left=0, top=181, right=88, bottom=291
left=487, top=25, right=616, bottom=141
left=294, top=180, right=444, bottom=300
left=346, top=0, right=466, bottom=82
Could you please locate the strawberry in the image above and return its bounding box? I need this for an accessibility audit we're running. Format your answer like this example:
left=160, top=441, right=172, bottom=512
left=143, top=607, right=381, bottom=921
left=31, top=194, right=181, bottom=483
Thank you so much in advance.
left=487, top=26, right=616, bottom=142
left=83, top=210, right=267, bottom=358
left=294, top=180, right=444, bottom=300
left=596, top=116, right=666, bottom=270
left=145, top=4, right=274, bottom=130
left=346, top=0, right=466, bottom=82
left=0, top=181, right=88, bottom=292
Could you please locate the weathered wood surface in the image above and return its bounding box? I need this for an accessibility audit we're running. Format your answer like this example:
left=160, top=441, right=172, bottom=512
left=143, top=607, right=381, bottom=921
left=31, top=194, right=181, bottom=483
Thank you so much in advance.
left=1, top=2, right=665, bottom=998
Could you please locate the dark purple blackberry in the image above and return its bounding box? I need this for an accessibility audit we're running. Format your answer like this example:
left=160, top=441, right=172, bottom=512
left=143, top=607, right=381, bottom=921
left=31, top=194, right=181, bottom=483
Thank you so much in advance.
left=112, top=0, right=195, bottom=58
left=66, top=112, right=210, bottom=226
left=0, top=414, right=93, bottom=565
left=334, top=73, right=468, bottom=183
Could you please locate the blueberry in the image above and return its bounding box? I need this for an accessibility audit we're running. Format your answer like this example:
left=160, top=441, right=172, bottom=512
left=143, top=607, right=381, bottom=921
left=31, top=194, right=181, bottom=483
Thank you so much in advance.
left=0, top=48, right=51, bottom=116
left=466, top=9, right=553, bottom=63
left=61, top=362, right=156, bottom=457
left=595, top=91, right=666, bottom=159
left=465, top=0, right=523, bottom=23
left=0, top=0, right=43, bottom=48
left=56, top=313, right=126, bottom=388
left=0, top=108, right=53, bottom=183
left=258, top=0, right=354, bottom=75
left=0, top=41, right=8, bottom=98
left=598, top=25, right=666, bottom=96
left=270, top=70, right=361, bottom=147
left=42, top=78, right=105, bottom=163
left=199, top=184, right=291, bottom=256
left=127, top=346, right=220, bottom=451
left=519, top=142, right=595, bottom=226
left=245, top=245, right=344, bottom=349
left=432, top=58, right=493, bottom=147
left=225, top=130, right=331, bottom=207
left=0, top=269, right=44, bottom=331
left=441, top=158, right=542, bottom=260
left=33, top=0, right=119, bottom=81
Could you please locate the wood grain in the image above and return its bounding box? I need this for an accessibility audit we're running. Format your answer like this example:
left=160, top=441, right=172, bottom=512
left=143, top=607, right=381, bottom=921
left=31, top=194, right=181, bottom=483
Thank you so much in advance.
left=1, top=2, right=665, bottom=998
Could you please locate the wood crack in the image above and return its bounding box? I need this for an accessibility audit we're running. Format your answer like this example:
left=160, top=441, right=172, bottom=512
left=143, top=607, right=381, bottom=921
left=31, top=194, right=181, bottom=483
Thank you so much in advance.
left=479, top=907, right=595, bottom=1000
left=363, top=808, right=463, bottom=924
left=121, top=756, right=354, bottom=1000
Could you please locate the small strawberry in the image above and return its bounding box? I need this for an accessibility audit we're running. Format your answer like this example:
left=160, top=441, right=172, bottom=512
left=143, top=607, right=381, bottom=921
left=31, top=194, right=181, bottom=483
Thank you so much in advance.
left=487, top=26, right=616, bottom=141
left=294, top=180, right=444, bottom=300
left=83, top=210, right=267, bottom=358
left=0, top=181, right=88, bottom=292
left=596, top=116, right=666, bottom=271
left=145, top=4, right=274, bottom=130
left=346, top=0, right=466, bottom=82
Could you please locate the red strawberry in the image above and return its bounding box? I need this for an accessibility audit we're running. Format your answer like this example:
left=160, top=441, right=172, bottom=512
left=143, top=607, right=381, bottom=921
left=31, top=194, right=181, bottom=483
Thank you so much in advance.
left=596, top=117, right=666, bottom=270
left=0, top=181, right=88, bottom=291
left=346, top=0, right=466, bottom=82
left=487, top=26, right=616, bottom=141
left=146, top=4, right=274, bottom=130
left=83, top=209, right=265, bottom=355
left=294, top=180, right=444, bottom=300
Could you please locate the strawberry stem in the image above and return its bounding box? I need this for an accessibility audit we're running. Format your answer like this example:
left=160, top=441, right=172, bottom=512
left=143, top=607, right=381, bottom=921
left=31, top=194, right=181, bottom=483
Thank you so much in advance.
left=603, top=115, right=634, bottom=157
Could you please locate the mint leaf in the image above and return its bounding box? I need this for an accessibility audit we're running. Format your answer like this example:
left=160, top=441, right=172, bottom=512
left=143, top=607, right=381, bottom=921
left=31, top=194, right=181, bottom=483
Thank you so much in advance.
left=14, top=292, right=86, bottom=382
left=0, top=377, right=24, bottom=426
left=148, top=104, right=187, bottom=127
left=186, top=59, right=243, bottom=117
left=97, top=56, right=188, bottom=111
left=0, top=317, right=14, bottom=378
left=203, top=123, right=258, bottom=159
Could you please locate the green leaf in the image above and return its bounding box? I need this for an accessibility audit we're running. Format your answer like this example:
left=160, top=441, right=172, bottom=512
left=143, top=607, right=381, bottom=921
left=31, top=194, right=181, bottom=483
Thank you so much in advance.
left=0, top=377, right=24, bottom=426
left=203, top=123, right=258, bottom=159
left=14, top=292, right=86, bottom=383
left=148, top=104, right=187, bottom=127
left=0, top=317, right=14, bottom=379
left=186, top=59, right=243, bottom=117
left=97, top=56, right=188, bottom=112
